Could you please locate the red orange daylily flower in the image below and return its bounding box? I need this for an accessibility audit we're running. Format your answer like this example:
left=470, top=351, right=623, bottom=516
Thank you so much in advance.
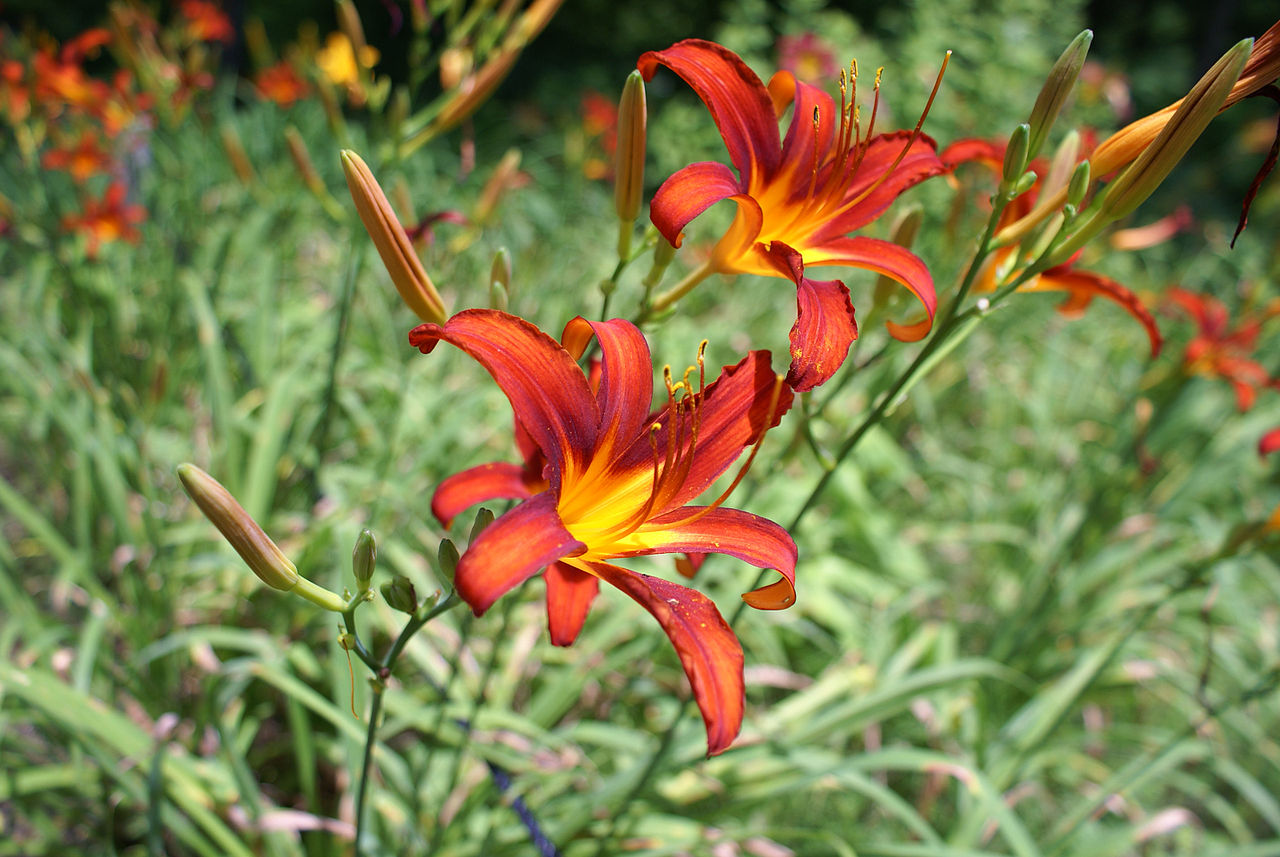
left=62, top=182, right=145, bottom=257
left=255, top=60, right=310, bottom=108
left=639, top=39, right=947, bottom=391
left=179, top=0, right=235, bottom=44
left=942, top=137, right=1163, bottom=357
left=42, top=130, right=115, bottom=182
left=411, top=309, right=797, bottom=755
left=1166, top=287, right=1280, bottom=412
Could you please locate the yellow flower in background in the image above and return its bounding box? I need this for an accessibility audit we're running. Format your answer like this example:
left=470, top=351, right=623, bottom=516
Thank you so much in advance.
left=316, top=32, right=378, bottom=90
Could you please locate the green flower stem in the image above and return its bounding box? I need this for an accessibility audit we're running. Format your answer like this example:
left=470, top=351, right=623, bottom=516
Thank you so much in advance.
left=344, top=589, right=461, bottom=857
left=646, top=260, right=715, bottom=317
left=353, top=679, right=385, bottom=857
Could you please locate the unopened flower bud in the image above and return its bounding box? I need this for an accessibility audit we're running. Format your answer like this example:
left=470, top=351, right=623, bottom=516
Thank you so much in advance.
left=438, top=538, right=460, bottom=582
left=490, top=246, right=512, bottom=309
left=219, top=124, right=256, bottom=185
left=1066, top=159, right=1091, bottom=209
left=469, top=507, right=496, bottom=544
left=352, top=528, right=376, bottom=593
left=381, top=575, right=418, bottom=613
left=335, top=0, right=369, bottom=59
left=1026, top=30, right=1092, bottom=161
left=177, top=464, right=346, bottom=612
left=642, top=236, right=678, bottom=289
left=1100, top=38, right=1251, bottom=222
left=472, top=149, right=523, bottom=227
left=1002, top=124, right=1030, bottom=186
left=341, top=149, right=448, bottom=324
left=285, top=126, right=324, bottom=195
left=439, top=47, right=472, bottom=91
left=1041, top=130, right=1081, bottom=199
left=1013, top=169, right=1038, bottom=196
left=614, top=70, right=647, bottom=225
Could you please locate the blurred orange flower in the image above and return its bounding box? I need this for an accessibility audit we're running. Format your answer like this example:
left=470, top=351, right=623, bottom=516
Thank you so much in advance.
left=62, top=182, right=145, bottom=257
left=179, top=0, right=235, bottom=44
left=1166, top=287, right=1280, bottom=411
left=255, top=60, right=309, bottom=107
left=42, top=130, right=115, bottom=182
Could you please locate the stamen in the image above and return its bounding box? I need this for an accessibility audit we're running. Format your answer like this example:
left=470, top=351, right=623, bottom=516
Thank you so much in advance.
left=807, top=106, right=822, bottom=196
left=671, top=373, right=786, bottom=528
left=841, top=51, right=951, bottom=212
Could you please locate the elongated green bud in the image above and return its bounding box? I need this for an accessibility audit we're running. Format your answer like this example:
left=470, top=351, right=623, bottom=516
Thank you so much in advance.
left=490, top=247, right=511, bottom=310
left=1100, top=38, right=1251, bottom=222
left=469, top=507, right=496, bottom=545
left=1027, top=30, right=1092, bottom=161
left=438, top=538, right=460, bottom=582
left=1066, top=159, right=1091, bottom=208
left=352, top=528, right=376, bottom=593
left=615, top=70, right=647, bottom=224
left=1002, top=124, right=1030, bottom=186
left=1013, top=169, right=1038, bottom=196
left=642, top=236, right=678, bottom=289
left=177, top=464, right=346, bottom=612
left=381, top=575, right=418, bottom=613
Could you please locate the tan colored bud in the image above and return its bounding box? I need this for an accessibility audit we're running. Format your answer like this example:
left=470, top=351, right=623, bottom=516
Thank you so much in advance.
left=178, top=464, right=298, bottom=591
left=219, top=124, right=256, bottom=186
left=335, top=0, right=369, bottom=60
left=341, top=150, right=448, bottom=324
left=472, top=149, right=524, bottom=227
left=1026, top=30, right=1092, bottom=162
left=998, top=22, right=1279, bottom=246
left=439, top=47, right=473, bottom=92
left=1098, top=38, right=1251, bottom=222
left=178, top=464, right=347, bottom=612
left=285, top=125, right=324, bottom=195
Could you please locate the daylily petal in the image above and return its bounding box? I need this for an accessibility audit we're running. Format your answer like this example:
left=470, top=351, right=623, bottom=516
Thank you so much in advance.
left=940, top=137, right=1006, bottom=171
left=816, top=132, right=946, bottom=237
left=638, top=39, right=781, bottom=183
left=805, top=235, right=936, bottom=341
left=768, top=72, right=836, bottom=189
left=585, top=560, right=744, bottom=756
left=432, top=462, right=533, bottom=529
left=563, top=317, right=655, bottom=454
left=1031, top=267, right=1163, bottom=358
left=788, top=273, right=858, bottom=392
left=455, top=492, right=585, bottom=615
left=762, top=241, right=858, bottom=392
left=675, top=553, right=707, bottom=578
left=650, top=161, right=743, bottom=249
left=633, top=505, right=797, bottom=610
left=545, top=561, right=599, bottom=646
left=409, top=309, right=599, bottom=488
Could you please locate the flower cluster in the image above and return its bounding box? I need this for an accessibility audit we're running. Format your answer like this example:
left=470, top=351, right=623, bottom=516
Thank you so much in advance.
left=183, top=25, right=1280, bottom=760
